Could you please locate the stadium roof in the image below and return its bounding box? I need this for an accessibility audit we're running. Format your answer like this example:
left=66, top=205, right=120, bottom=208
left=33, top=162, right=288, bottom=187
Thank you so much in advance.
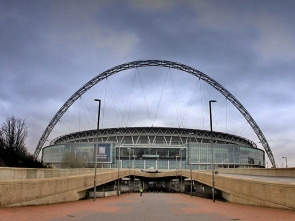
left=50, top=127, right=257, bottom=148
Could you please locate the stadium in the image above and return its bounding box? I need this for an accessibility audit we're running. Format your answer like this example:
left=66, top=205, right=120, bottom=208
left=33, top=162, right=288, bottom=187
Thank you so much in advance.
left=38, top=60, right=275, bottom=169
left=42, top=126, right=264, bottom=169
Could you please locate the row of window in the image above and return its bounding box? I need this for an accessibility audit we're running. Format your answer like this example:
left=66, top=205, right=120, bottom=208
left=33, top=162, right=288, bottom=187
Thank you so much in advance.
left=42, top=142, right=264, bottom=167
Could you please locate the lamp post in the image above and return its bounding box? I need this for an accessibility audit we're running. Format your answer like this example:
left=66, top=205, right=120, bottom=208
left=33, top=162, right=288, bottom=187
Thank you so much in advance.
left=209, top=100, right=217, bottom=203
left=188, top=132, right=193, bottom=197
left=117, top=132, right=121, bottom=196
left=179, top=148, right=183, bottom=194
left=282, top=157, right=288, bottom=168
left=93, top=99, right=101, bottom=201
left=128, top=147, right=131, bottom=194
left=190, top=162, right=193, bottom=197
left=133, top=153, right=136, bottom=192
left=176, top=155, right=179, bottom=190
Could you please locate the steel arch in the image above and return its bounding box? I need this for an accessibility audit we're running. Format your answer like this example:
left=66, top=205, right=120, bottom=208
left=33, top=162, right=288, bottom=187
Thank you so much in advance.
left=34, top=60, right=276, bottom=167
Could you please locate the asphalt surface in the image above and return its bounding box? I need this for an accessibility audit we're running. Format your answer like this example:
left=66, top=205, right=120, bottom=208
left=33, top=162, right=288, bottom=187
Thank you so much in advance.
left=1, top=193, right=295, bottom=221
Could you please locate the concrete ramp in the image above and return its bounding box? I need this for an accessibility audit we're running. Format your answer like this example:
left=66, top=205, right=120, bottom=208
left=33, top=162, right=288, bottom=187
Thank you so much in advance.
left=181, top=168, right=295, bottom=210
left=0, top=168, right=129, bottom=207
left=1, top=167, right=295, bottom=210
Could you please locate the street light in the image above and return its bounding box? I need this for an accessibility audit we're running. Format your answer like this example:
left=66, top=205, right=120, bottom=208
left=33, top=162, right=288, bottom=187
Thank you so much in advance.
left=282, top=157, right=288, bottom=168
left=117, top=132, right=121, bottom=196
left=175, top=155, right=179, bottom=191
left=93, top=99, right=101, bottom=201
left=133, top=153, right=136, bottom=192
left=179, top=148, right=184, bottom=194
left=128, top=147, right=131, bottom=194
left=209, top=100, right=217, bottom=203
left=190, top=162, right=193, bottom=197
left=188, top=132, right=193, bottom=197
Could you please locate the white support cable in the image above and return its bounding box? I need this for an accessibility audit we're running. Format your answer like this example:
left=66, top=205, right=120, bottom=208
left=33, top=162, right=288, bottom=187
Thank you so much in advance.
left=102, top=78, right=108, bottom=129
left=199, top=79, right=205, bottom=129
left=79, top=96, right=81, bottom=131
left=239, top=122, right=251, bottom=135
left=58, top=119, right=73, bottom=134
left=152, top=69, right=169, bottom=126
left=227, top=99, right=238, bottom=135
left=169, top=68, right=181, bottom=127
left=67, top=98, right=76, bottom=132
left=226, top=98, right=228, bottom=133
left=213, top=98, right=227, bottom=131
left=81, top=96, right=96, bottom=123
left=121, top=74, right=132, bottom=126
left=137, top=68, right=152, bottom=125
left=180, top=79, right=198, bottom=128
left=80, top=97, right=93, bottom=130
left=106, top=78, right=125, bottom=127
left=125, top=70, right=137, bottom=127
left=169, top=69, right=183, bottom=142
left=233, top=121, right=249, bottom=135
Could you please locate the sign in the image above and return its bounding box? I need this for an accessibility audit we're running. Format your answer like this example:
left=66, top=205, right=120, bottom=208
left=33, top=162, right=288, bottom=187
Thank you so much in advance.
left=95, top=143, right=111, bottom=163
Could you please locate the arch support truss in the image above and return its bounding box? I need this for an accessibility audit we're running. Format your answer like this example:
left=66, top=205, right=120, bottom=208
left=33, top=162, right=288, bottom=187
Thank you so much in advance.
left=34, top=60, right=276, bottom=167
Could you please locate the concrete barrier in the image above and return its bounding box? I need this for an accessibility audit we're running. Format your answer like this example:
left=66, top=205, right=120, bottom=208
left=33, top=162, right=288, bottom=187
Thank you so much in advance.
left=88, top=191, right=117, bottom=198
left=0, top=167, right=114, bottom=180
left=216, top=168, right=295, bottom=177
left=1, top=167, right=295, bottom=210
left=0, top=168, right=129, bottom=207
left=181, top=169, right=295, bottom=210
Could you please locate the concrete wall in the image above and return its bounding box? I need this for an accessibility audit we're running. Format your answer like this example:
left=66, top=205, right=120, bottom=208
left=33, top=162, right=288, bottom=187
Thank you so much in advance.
left=0, top=168, right=129, bottom=207
left=216, top=168, right=295, bottom=177
left=181, top=169, right=295, bottom=210
left=0, top=167, right=114, bottom=180
left=88, top=191, right=117, bottom=198
left=1, top=167, right=295, bottom=210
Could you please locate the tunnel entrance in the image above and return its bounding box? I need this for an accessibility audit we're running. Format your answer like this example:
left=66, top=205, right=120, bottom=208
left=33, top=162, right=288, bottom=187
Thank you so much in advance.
left=137, top=176, right=183, bottom=193
left=87, top=175, right=223, bottom=201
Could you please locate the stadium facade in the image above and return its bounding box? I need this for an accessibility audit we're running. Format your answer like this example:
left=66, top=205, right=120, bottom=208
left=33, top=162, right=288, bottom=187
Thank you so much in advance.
left=42, top=127, right=265, bottom=170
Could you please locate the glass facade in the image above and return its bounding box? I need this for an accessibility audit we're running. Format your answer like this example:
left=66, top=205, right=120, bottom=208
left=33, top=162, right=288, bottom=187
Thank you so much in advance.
left=42, top=142, right=113, bottom=165
left=43, top=142, right=264, bottom=169
left=189, top=143, right=264, bottom=170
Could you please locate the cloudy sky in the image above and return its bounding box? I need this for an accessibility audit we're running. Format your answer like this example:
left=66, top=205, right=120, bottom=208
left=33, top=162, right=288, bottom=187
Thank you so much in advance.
left=1, top=0, right=294, bottom=167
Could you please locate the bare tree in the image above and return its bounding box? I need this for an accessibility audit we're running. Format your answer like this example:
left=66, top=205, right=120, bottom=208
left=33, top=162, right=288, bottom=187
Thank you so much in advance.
left=61, top=153, right=84, bottom=168
left=0, top=116, right=44, bottom=167
left=0, top=130, right=5, bottom=166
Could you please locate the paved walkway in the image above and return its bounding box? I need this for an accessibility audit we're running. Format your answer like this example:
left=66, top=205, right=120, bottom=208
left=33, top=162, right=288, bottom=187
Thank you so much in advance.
left=1, top=193, right=294, bottom=221
left=219, top=173, right=295, bottom=184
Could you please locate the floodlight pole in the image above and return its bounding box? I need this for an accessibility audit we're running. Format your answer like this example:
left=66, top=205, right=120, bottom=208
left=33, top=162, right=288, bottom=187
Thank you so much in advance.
left=190, top=162, right=193, bottom=197
left=282, top=157, right=288, bottom=168
left=128, top=147, right=131, bottom=194
left=180, top=148, right=183, bottom=194
left=93, top=99, right=101, bottom=201
left=209, top=100, right=217, bottom=203
left=117, top=132, right=121, bottom=196
left=133, top=153, right=136, bottom=192
left=176, top=156, right=179, bottom=186
left=189, top=133, right=193, bottom=197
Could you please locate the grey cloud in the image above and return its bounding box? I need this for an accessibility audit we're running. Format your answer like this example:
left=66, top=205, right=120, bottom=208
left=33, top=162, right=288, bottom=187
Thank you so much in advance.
left=0, top=0, right=294, bottom=166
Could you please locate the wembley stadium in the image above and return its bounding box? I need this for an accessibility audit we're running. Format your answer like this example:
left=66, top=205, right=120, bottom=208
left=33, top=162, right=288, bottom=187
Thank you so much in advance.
left=38, top=60, right=274, bottom=169
left=42, top=126, right=265, bottom=169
